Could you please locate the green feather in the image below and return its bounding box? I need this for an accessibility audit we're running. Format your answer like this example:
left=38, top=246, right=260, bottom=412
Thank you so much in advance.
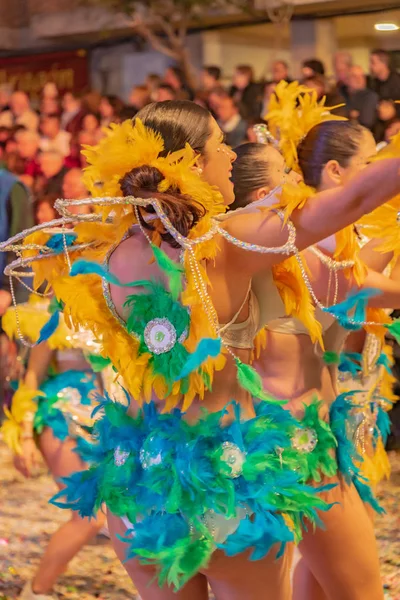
left=86, top=354, right=111, bottom=373
left=151, top=244, right=184, bottom=300
left=323, top=351, right=340, bottom=365
left=235, top=358, right=286, bottom=405
left=387, top=319, right=400, bottom=344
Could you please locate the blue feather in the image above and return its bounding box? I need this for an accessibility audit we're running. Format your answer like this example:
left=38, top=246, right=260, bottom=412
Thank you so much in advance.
left=45, top=232, right=77, bottom=253
left=70, top=259, right=134, bottom=287
left=176, top=338, right=222, bottom=380
left=323, top=288, right=381, bottom=330
left=37, top=310, right=60, bottom=344
left=338, top=352, right=363, bottom=376
left=376, top=353, right=391, bottom=374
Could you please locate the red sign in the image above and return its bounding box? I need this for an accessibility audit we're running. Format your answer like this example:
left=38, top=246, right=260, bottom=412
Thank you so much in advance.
left=0, top=50, right=89, bottom=98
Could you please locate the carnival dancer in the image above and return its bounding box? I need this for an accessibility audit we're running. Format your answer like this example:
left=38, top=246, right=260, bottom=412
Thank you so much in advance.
left=1, top=294, right=107, bottom=600
left=2, top=101, right=400, bottom=600
left=228, top=84, right=400, bottom=600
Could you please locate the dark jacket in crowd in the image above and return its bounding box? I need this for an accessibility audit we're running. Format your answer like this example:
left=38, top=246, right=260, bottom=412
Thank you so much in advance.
left=230, top=82, right=263, bottom=120
left=369, top=71, right=400, bottom=102
left=325, top=91, right=348, bottom=118
left=223, top=118, right=248, bottom=148
left=347, top=88, right=379, bottom=130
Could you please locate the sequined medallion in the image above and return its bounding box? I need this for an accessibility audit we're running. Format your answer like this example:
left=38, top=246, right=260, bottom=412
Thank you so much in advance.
left=220, top=442, right=246, bottom=478
left=144, top=318, right=177, bottom=355
left=291, top=427, right=318, bottom=453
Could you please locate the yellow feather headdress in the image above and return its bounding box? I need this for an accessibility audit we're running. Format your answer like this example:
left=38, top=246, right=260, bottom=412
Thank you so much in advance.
left=266, top=80, right=346, bottom=170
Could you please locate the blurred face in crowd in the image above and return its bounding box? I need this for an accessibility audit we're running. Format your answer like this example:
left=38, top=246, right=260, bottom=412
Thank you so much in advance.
left=39, top=152, right=64, bottom=178
left=378, top=100, right=396, bottom=121
left=201, top=69, right=218, bottom=91
left=370, top=53, right=389, bottom=79
left=216, top=96, right=239, bottom=123
left=0, top=86, right=11, bottom=108
left=233, top=69, right=251, bottom=90
left=36, top=200, right=57, bottom=224
left=41, top=116, right=61, bottom=139
left=272, top=61, right=288, bottom=84
left=99, top=97, right=113, bottom=119
left=62, top=168, right=88, bottom=201
left=129, top=86, right=150, bottom=109
left=164, top=68, right=181, bottom=90
left=10, top=92, right=30, bottom=116
left=41, top=97, right=59, bottom=116
left=264, top=82, right=277, bottom=107
left=43, top=82, right=58, bottom=99
left=156, top=86, right=175, bottom=102
left=304, top=78, right=325, bottom=99
left=82, top=113, right=100, bottom=133
left=334, top=52, right=352, bottom=84
left=385, top=120, right=400, bottom=142
left=348, top=66, right=366, bottom=92
left=16, top=131, right=40, bottom=159
left=62, top=92, right=80, bottom=113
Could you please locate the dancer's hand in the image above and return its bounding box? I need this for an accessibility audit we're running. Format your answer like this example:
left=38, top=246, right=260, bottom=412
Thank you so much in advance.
left=14, top=439, right=40, bottom=478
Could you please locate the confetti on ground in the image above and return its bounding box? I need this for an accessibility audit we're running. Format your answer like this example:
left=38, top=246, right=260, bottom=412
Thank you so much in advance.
left=0, top=442, right=399, bottom=599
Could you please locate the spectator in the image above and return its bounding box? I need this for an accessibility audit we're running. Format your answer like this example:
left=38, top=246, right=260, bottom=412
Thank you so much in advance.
left=230, top=65, right=262, bottom=120
left=369, top=49, right=400, bottom=103
left=302, top=59, right=325, bottom=79
left=155, top=84, right=177, bottom=103
left=61, top=92, right=86, bottom=135
left=262, top=82, right=277, bottom=117
left=303, top=75, right=348, bottom=117
left=34, top=193, right=58, bottom=224
left=39, top=151, right=68, bottom=196
left=40, top=114, right=71, bottom=157
left=77, top=131, right=97, bottom=168
left=347, top=65, right=378, bottom=130
left=129, top=85, right=151, bottom=111
left=145, top=74, right=162, bottom=102
left=208, top=87, right=229, bottom=117
left=15, top=130, right=42, bottom=185
left=215, top=95, right=248, bottom=147
left=82, top=90, right=102, bottom=114
left=62, top=168, right=91, bottom=214
left=334, top=51, right=353, bottom=101
left=201, top=66, right=223, bottom=92
left=40, top=97, right=61, bottom=117
left=373, top=99, right=398, bottom=143
left=99, top=95, right=124, bottom=127
left=271, top=60, right=291, bottom=84
left=0, top=84, right=12, bottom=114
left=0, top=91, right=39, bottom=131
left=81, top=113, right=102, bottom=142
left=164, top=66, right=194, bottom=100
left=385, top=119, right=400, bottom=142
left=42, top=82, right=59, bottom=100
left=0, top=166, right=33, bottom=315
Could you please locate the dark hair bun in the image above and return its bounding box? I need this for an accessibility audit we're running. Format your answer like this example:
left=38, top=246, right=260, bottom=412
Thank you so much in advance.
left=119, top=165, right=205, bottom=248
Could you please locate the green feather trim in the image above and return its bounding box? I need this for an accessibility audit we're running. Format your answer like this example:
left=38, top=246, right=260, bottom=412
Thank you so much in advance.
left=323, top=351, right=340, bottom=365
left=151, top=244, right=184, bottom=300
left=86, top=354, right=112, bottom=373
left=235, top=358, right=286, bottom=405
left=387, top=319, right=400, bottom=344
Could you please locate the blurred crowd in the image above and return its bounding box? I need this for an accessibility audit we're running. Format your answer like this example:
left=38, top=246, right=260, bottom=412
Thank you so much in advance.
left=0, top=47, right=399, bottom=318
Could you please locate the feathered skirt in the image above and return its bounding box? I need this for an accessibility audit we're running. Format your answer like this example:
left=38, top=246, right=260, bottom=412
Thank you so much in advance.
left=50, top=395, right=336, bottom=590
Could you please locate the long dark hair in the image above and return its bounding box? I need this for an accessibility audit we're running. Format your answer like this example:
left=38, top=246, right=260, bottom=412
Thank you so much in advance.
left=298, top=121, right=364, bottom=188
left=119, top=101, right=212, bottom=247
left=230, top=143, right=271, bottom=210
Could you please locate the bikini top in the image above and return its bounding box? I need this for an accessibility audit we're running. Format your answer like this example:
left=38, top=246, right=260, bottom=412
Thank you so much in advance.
left=219, top=288, right=260, bottom=350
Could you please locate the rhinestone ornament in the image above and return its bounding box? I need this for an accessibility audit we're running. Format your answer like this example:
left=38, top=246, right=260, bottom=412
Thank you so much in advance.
left=144, top=318, right=177, bottom=355
left=114, top=446, right=130, bottom=467
left=220, top=442, right=246, bottom=478
left=139, top=435, right=163, bottom=469
left=291, top=427, right=318, bottom=453
left=57, top=387, right=82, bottom=407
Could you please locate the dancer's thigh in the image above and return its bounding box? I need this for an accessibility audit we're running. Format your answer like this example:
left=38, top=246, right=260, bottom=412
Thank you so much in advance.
left=204, top=544, right=293, bottom=600
left=298, top=476, right=383, bottom=600
left=107, top=512, right=209, bottom=600
left=38, top=428, right=85, bottom=485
